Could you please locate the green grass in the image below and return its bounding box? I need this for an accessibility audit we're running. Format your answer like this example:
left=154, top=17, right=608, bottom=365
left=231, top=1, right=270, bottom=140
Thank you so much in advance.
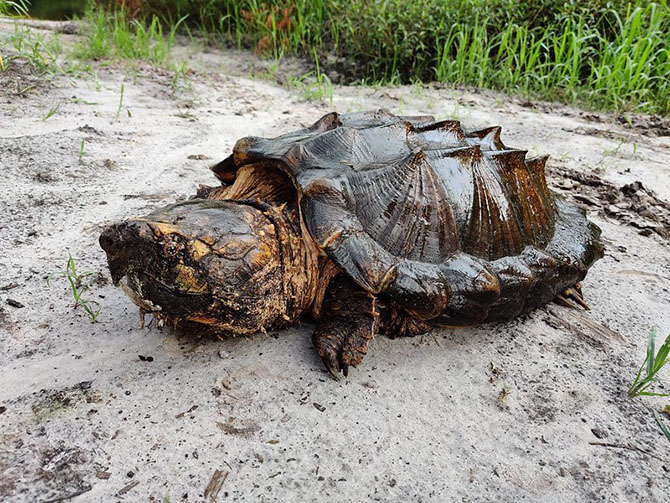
left=112, top=82, right=124, bottom=123
left=628, top=327, right=670, bottom=398
left=170, top=60, right=190, bottom=92
left=628, top=327, right=670, bottom=442
left=0, top=25, right=67, bottom=76
left=74, top=3, right=187, bottom=65
left=66, top=3, right=191, bottom=93
left=135, top=0, right=670, bottom=115
left=628, top=328, right=670, bottom=440
left=47, top=252, right=101, bottom=322
left=42, top=100, right=61, bottom=120
left=287, top=50, right=333, bottom=104
left=0, top=1, right=35, bottom=73
left=4, top=1, right=669, bottom=113
left=0, top=0, right=29, bottom=16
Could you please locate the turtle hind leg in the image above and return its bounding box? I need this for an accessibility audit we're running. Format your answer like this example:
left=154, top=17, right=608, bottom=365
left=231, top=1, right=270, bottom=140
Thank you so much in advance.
left=555, top=282, right=590, bottom=310
left=312, top=275, right=379, bottom=378
left=379, top=303, right=433, bottom=339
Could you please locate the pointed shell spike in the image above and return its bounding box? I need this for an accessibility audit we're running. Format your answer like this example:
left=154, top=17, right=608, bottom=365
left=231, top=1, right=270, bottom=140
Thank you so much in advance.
left=526, top=154, right=550, bottom=175
left=467, top=126, right=505, bottom=150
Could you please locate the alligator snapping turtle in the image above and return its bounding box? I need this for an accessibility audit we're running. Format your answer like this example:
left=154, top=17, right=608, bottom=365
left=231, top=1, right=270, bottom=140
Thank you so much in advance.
left=100, top=110, right=603, bottom=377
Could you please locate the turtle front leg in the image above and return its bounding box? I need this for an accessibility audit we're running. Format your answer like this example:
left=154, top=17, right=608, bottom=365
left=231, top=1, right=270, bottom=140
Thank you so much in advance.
left=313, top=275, right=379, bottom=378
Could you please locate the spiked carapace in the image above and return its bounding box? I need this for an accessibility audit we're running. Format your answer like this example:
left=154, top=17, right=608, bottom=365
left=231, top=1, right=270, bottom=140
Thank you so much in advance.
left=101, top=110, right=603, bottom=377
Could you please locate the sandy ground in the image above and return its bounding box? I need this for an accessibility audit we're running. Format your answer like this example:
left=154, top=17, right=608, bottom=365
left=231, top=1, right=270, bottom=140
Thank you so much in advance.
left=1, top=20, right=670, bottom=502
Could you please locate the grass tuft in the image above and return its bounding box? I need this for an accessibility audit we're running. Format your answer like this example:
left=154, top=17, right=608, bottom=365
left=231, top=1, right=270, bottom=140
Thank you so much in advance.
left=47, top=252, right=101, bottom=323
left=628, top=327, right=670, bottom=398
left=628, top=327, right=670, bottom=442
left=0, top=25, right=68, bottom=77
left=0, top=0, right=29, bottom=16
left=287, top=49, right=333, bottom=103
left=137, top=0, right=670, bottom=115
left=74, top=4, right=187, bottom=66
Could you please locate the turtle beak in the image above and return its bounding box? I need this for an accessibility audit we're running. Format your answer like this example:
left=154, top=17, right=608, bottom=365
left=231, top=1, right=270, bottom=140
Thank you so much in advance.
left=99, top=220, right=155, bottom=285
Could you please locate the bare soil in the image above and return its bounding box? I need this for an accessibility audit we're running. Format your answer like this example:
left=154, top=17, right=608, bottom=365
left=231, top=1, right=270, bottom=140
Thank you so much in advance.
left=1, top=20, right=670, bottom=502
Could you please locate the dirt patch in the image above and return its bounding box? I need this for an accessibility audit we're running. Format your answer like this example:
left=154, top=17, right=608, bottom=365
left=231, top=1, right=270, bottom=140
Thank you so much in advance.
left=31, top=381, right=103, bottom=422
left=550, top=165, right=670, bottom=239
left=0, top=58, right=52, bottom=97
left=617, top=115, right=670, bottom=137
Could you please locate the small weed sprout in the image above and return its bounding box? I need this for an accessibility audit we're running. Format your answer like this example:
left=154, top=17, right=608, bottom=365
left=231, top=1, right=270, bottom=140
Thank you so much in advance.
left=79, top=139, right=86, bottom=161
left=628, top=328, right=670, bottom=442
left=411, top=80, right=424, bottom=98
left=15, top=82, right=35, bottom=95
left=654, top=411, right=670, bottom=441
left=628, top=328, right=670, bottom=398
left=112, top=83, right=124, bottom=123
left=47, top=253, right=101, bottom=322
left=43, top=101, right=61, bottom=121
left=602, top=139, right=626, bottom=158
left=174, top=110, right=196, bottom=120
left=170, top=61, right=190, bottom=93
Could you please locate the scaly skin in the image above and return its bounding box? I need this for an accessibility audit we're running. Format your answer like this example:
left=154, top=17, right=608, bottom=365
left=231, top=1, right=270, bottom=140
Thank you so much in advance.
left=100, top=198, right=320, bottom=336
left=312, top=275, right=379, bottom=377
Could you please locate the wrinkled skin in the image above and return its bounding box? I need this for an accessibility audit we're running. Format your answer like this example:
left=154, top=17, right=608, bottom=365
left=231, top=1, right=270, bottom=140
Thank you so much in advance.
left=100, top=199, right=316, bottom=336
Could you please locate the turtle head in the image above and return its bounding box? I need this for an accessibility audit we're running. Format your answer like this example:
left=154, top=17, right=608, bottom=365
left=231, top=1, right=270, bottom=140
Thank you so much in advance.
left=99, top=199, right=288, bottom=336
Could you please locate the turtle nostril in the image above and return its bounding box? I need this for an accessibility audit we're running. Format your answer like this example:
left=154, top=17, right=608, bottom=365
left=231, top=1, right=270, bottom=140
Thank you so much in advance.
left=99, top=226, right=120, bottom=254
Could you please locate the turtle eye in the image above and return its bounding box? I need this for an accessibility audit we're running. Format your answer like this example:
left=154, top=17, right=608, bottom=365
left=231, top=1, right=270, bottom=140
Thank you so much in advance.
left=160, top=234, right=184, bottom=258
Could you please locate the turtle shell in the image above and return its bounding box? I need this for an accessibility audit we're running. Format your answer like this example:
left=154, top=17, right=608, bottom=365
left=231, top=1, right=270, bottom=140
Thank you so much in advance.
left=212, top=110, right=603, bottom=325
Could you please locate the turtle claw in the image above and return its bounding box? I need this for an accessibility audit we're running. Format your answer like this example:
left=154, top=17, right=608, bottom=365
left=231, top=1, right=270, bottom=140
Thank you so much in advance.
left=555, top=283, right=590, bottom=310
left=313, top=333, right=369, bottom=380
left=317, top=346, right=349, bottom=380
left=318, top=347, right=342, bottom=379
left=326, top=363, right=341, bottom=380
left=312, top=276, right=378, bottom=380
left=139, top=308, right=146, bottom=329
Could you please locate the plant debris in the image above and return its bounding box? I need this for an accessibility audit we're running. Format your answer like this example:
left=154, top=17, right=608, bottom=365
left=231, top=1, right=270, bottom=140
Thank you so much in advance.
left=204, top=469, right=229, bottom=501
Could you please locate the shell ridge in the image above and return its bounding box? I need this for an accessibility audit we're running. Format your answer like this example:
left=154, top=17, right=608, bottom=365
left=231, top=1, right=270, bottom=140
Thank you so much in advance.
left=464, top=158, right=526, bottom=259
left=489, top=150, right=555, bottom=246
left=526, top=155, right=557, bottom=213
left=466, top=126, right=505, bottom=150
left=347, top=151, right=460, bottom=262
